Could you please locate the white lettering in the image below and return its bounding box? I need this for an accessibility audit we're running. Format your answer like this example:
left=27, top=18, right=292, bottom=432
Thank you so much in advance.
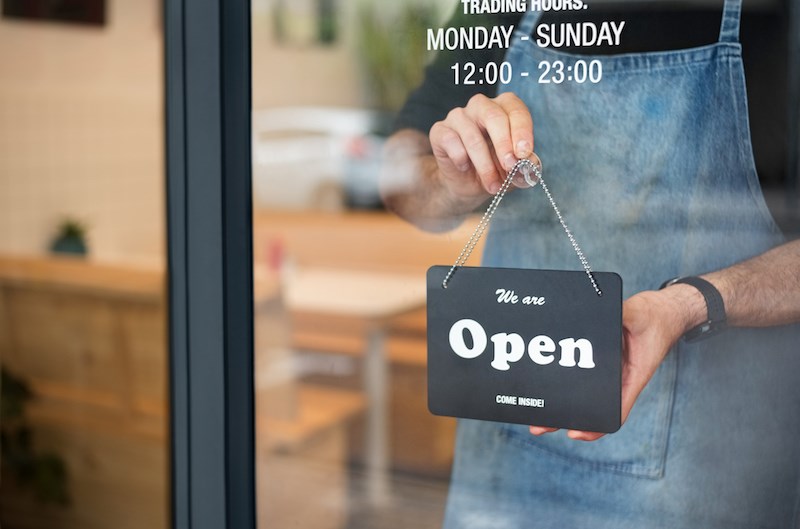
left=446, top=320, right=596, bottom=370
left=496, top=394, right=518, bottom=404
left=528, top=335, right=556, bottom=365
left=490, top=332, right=525, bottom=371
left=427, top=25, right=515, bottom=51
left=535, top=21, right=625, bottom=48
left=529, top=0, right=585, bottom=11
left=449, top=319, right=487, bottom=359
left=518, top=397, right=545, bottom=407
left=557, top=338, right=595, bottom=368
left=496, top=288, right=519, bottom=304
left=522, top=295, right=546, bottom=305
left=462, top=0, right=527, bottom=15
left=427, top=28, right=443, bottom=51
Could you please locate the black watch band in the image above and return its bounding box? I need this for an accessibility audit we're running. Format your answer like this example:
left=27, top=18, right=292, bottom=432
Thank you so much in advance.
left=660, top=276, right=727, bottom=342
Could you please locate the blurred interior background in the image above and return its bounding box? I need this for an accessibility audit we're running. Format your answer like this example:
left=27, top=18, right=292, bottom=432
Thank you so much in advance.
left=1, top=0, right=797, bottom=528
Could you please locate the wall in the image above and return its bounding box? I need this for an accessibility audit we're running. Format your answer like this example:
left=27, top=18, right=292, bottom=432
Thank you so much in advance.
left=251, top=0, right=456, bottom=110
left=0, top=0, right=458, bottom=266
left=0, top=0, right=164, bottom=267
left=252, top=1, right=363, bottom=109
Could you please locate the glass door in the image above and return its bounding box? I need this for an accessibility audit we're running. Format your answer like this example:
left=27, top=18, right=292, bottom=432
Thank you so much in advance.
left=167, top=0, right=797, bottom=528
left=248, top=0, right=800, bottom=528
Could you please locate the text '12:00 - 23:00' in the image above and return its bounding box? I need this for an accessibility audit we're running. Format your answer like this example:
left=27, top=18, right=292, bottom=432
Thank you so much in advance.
left=451, top=60, right=603, bottom=85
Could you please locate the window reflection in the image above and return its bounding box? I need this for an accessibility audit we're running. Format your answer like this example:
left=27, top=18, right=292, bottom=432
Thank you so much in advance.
left=252, top=2, right=466, bottom=527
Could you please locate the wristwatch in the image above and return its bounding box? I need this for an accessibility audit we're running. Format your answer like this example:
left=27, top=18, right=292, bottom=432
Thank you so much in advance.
left=659, top=276, right=727, bottom=342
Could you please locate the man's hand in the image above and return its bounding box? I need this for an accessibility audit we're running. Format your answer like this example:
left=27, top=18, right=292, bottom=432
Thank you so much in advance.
left=381, top=92, right=535, bottom=231
left=529, top=286, right=705, bottom=441
left=430, top=92, right=534, bottom=200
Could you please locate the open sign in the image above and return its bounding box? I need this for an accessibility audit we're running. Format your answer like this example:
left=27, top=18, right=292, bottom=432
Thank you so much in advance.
left=427, top=265, right=623, bottom=433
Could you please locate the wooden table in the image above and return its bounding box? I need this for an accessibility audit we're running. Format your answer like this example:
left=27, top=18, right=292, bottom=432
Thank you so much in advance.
left=284, top=267, right=427, bottom=505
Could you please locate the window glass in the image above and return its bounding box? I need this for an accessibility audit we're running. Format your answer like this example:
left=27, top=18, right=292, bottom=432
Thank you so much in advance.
left=0, top=2, right=169, bottom=528
left=251, top=0, right=799, bottom=527
left=253, top=3, right=461, bottom=527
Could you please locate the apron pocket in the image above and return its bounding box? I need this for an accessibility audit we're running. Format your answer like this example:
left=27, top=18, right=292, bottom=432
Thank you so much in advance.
left=500, top=350, right=678, bottom=479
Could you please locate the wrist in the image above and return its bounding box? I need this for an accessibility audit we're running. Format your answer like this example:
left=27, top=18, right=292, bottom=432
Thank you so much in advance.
left=659, top=282, right=709, bottom=337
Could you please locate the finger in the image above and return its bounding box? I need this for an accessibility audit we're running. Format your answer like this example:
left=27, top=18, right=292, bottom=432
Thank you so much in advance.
left=495, top=92, right=534, bottom=159
left=567, top=430, right=605, bottom=441
left=430, top=121, right=471, bottom=173
left=529, top=425, right=559, bottom=436
left=445, top=107, right=503, bottom=194
left=464, top=94, right=517, bottom=172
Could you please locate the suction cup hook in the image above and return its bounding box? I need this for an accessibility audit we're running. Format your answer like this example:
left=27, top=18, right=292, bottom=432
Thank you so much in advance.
left=511, top=153, right=543, bottom=189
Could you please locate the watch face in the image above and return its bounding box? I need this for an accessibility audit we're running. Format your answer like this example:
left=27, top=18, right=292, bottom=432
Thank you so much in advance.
left=684, top=320, right=727, bottom=343
left=659, top=277, right=681, bottom=290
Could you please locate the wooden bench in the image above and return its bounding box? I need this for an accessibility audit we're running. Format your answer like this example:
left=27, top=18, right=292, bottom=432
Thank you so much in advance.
left=0, top=255, right=366, bottom=529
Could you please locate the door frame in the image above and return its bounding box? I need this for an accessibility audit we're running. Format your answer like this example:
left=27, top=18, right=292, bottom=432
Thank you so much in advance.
left=165, top=0, right=255, bottom=528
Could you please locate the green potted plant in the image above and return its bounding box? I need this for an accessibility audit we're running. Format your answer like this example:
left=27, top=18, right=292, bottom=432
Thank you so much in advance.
left=1, top=368, right=70, bottom=506
left=355, top=3, right=438, bottom=111
left=49, top=217, right=89, bottom=256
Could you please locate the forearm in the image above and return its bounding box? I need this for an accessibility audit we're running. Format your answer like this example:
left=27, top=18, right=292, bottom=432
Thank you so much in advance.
left=663, top=239, right=800, bottom=334
left=703, top=239, right=800, bottom=327
left=379, top=129, right=488, bottom=232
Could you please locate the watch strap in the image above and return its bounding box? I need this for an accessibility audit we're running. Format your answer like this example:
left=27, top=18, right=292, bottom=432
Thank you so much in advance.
left=661, top=276, right=727, bottom=342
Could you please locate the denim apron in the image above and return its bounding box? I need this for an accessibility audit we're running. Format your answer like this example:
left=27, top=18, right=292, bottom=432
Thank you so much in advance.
left=443, top=2, right=800, bottom=527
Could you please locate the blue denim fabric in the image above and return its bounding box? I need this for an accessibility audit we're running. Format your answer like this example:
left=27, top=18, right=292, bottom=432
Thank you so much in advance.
left=443, top=1, right=800, bottom=527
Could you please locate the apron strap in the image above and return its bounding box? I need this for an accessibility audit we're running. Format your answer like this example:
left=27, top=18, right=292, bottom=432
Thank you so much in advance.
left=719, top=0, right=742, bottom=43
left=517, top=8, right=543, bottom=38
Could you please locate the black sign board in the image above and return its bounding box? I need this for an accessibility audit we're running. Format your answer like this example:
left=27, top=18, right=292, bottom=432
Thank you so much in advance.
left=427, top=265, right=622, bottom=433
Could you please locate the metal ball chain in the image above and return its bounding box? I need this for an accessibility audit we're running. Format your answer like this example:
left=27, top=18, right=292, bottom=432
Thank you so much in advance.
left=442, top=158, right=602, bottom=297
left=441, top=160, right=520, bottom=289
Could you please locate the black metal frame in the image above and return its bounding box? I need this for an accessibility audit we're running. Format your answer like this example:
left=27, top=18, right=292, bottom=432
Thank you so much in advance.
left=165, top=0, right=255, bottom=528
left=789, top=0, right=800, bottom=200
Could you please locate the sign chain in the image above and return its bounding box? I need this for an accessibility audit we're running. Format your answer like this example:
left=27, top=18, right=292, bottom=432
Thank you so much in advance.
left=442, top=158, right=602, bottom=297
